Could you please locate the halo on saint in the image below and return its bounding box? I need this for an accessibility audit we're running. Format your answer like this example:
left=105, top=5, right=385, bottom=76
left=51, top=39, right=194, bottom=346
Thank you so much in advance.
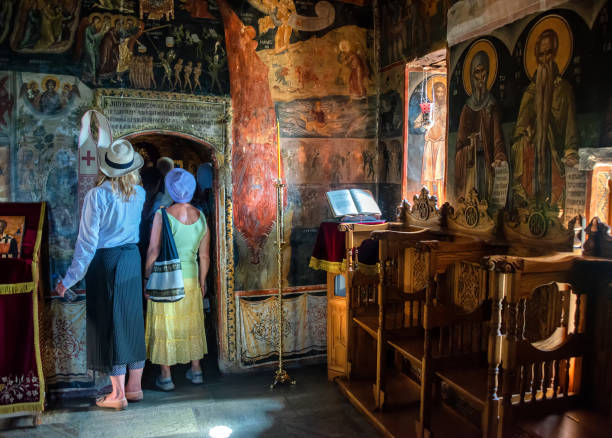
left=426, top=75, right=447, bottom=102
left=41, top=75, right=60, bottom=89
left=524, top=14, right=572, bottom=79
left=462, top=39, right=498, bottom=96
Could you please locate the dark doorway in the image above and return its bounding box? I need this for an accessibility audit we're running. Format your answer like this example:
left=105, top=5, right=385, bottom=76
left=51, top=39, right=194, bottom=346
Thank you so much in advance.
left=128, top=132, right=220, bottom=380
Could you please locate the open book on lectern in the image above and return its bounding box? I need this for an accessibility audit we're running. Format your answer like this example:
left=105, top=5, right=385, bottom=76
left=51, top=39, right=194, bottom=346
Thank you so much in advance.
left=326, top=189, right=382, bottom=218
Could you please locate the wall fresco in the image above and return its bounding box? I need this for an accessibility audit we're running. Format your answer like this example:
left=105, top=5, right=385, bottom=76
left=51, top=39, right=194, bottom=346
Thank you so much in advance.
left=380, top=0, right=448, bottom=68
left=406, top=70, right=447, bottom=201
left=277, top=96, right=376, bottom=138
left=0, top=0, right=377, bottom=371
left=0, top=0, right=229, bottom=96
left=0, top=71, right=13, bottom=132
left=10, top=0, right=82, bottom=54
left=378, top=63, right=405, bottom=219
left=0, top=70, right=11, bottom=202
left=220, top=0, right=280, bottom=266
left=14, top=72, right=93, bottom=285
left=448, top=2, right=612, bottom=220
left=378, top=138, right=403, bottom=185
left=0, top=146, right=8, bottom=201
left=222, top=0, right=375, bottom=285
left=282, top=138, right=377, bottom=186
left=258, top=25, right=373, bottom=101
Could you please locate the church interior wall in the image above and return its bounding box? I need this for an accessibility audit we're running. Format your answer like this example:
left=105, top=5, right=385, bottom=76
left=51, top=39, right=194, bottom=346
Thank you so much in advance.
left=0, top=0, right=378, bottom=388
left=8, top=0, right=609, bottom=396
left=376, top=0, right=450, bottom=218
left=447, top=0, right=612, bottom=222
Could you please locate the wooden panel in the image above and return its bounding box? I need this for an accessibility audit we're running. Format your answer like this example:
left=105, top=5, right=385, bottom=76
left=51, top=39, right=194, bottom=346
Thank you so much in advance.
left=327, top=294, right=348, bottom=380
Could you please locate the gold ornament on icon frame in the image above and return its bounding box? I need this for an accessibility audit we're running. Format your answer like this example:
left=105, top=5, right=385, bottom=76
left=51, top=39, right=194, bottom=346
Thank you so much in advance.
left=462, top=39, right=498, bottom=96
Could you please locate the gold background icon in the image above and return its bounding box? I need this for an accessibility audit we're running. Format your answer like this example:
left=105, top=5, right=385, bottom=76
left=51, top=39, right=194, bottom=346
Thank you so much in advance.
left=462, top=39, right=498, bottom=96
left=426, top=74, right=447, bottom=102
left=524, top=14, right=573, bottom=79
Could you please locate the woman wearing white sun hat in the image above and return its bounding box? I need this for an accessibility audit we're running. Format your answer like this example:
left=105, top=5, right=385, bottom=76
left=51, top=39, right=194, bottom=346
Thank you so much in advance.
left=55, top=110, right=146, bottom=410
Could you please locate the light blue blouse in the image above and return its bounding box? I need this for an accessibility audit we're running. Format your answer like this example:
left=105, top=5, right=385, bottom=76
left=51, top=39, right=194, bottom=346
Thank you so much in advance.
left=62, top=181, right=145, bottom=289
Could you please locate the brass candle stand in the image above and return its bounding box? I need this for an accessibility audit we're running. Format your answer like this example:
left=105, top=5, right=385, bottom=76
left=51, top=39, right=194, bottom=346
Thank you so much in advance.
left=271, top=178, right=296, bottom=389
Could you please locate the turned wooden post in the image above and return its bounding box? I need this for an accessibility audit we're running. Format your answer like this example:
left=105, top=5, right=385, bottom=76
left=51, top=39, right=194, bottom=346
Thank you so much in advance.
left=483, top=270, right=504, bottom=438
left=373, top=255, right=386, bottom=410
left=417, top=273, right=435, bottom=438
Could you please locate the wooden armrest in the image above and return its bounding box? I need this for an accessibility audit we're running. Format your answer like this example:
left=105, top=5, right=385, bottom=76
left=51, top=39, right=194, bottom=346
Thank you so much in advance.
left=338, top=222, right=388, bottom=232
left=370, top=228, right=432, bottom=241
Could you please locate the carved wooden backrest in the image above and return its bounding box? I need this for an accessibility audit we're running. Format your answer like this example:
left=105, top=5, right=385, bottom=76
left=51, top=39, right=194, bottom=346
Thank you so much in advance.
left=378, top=234, right=428, bottom=330
left=396, top=187, right=442, bottom=228
left=450, top=260, right=489, bottom=313
left=350, top=270, right=378, bottom=314
left=499, top=282, right=574, bottom=347
left=489, top=258, right=587, bottom=420
left=502, top=283, right=585, bottom=412
left=502, top=201, right=574, bottom=252
left=410, top=248, right=430, bottom=294
left=372, top=228, right=435, bottom=295
left=519, top=283, right=571, bottom=344
left=423, top=260, right=492, bottom=361
left=445, top=188, right=496, bottom=237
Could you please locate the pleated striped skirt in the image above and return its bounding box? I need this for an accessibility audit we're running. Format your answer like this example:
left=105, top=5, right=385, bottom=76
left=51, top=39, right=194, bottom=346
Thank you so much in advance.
left=85, top=244, right=146, bottom=373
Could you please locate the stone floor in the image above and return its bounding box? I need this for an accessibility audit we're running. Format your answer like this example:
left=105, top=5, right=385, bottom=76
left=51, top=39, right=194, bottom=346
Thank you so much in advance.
left=0, top=364, right=380, bottom=438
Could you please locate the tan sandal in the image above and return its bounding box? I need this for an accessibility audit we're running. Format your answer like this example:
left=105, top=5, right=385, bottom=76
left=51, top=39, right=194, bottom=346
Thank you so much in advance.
left=96, top=395, right=127, bottom=410
left=126, top=390, right=143, bottom=402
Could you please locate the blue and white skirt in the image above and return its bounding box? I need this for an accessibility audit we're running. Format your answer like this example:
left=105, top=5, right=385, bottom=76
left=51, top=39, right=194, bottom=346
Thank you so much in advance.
left=85, top=244, right=146, bottom=372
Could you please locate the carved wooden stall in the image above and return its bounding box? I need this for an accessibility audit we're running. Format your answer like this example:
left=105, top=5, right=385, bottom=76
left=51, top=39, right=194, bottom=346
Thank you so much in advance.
left=420, top=208, right=580, bottom=436
left=335, top=189, right=506, bottom=436
left=482, top=253, right=587, bottom=436
left=320, top=188, right=442, bottom=381
left=333, top=187, right=612, bottom=437
left=325, top=221, right=388, bottom=380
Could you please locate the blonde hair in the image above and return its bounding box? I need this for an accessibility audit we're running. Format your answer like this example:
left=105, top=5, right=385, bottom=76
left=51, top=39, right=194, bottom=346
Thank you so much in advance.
left=96, top=169, right=141, bottom=201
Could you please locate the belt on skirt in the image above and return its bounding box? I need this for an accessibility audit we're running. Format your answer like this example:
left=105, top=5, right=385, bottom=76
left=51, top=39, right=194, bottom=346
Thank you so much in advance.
left=97, top=243, right=138, bottom=253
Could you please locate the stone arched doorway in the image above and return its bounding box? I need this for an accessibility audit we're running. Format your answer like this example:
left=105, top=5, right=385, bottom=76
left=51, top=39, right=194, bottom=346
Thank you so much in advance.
left=91, top=90, right=236, bottom=369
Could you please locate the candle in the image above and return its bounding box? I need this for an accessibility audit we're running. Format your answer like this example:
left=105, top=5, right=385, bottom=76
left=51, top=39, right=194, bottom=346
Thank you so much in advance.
left=276, top=118, right=281, bottom=181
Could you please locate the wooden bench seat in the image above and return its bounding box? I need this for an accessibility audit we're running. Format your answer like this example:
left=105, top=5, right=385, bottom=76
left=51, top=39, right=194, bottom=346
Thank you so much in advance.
left=436, top=367, right=488, bottom=409
left=387, top=335, right=425, bottom=366
left=353, top=313, right=378, bottom=339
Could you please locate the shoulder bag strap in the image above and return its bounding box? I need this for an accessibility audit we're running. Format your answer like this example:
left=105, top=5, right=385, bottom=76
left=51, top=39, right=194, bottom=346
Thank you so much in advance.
left=159, top=207, right=180, bottom=262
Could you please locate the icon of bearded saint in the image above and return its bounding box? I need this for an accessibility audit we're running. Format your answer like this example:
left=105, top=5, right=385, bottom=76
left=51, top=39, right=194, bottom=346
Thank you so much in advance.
left=511, top=16, right=578, bottom=208
left=454, top=40, right=507, bottom=204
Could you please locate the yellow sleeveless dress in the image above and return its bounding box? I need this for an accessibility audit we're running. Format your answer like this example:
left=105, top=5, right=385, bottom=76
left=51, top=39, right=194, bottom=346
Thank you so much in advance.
left=145, top=210, right=208, bottom=365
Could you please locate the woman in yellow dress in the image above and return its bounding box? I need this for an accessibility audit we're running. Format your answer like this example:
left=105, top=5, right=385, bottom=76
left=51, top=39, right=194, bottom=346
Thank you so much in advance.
left=144, top=168, right=210, bottom=389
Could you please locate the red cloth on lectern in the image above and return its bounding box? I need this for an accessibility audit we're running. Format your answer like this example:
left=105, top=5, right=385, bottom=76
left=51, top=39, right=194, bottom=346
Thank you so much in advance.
left=309, top=221, right=384, bottom=273
left=0, top=258, right=32, bottom=283
left=311, top=222, right=347, bottom=264
left=0, top=202, right=45, bottom=411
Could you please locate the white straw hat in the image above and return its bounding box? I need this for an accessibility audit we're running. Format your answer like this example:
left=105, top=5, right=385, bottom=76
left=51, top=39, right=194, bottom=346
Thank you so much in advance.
left=98, top=138, right=144, bottom=178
